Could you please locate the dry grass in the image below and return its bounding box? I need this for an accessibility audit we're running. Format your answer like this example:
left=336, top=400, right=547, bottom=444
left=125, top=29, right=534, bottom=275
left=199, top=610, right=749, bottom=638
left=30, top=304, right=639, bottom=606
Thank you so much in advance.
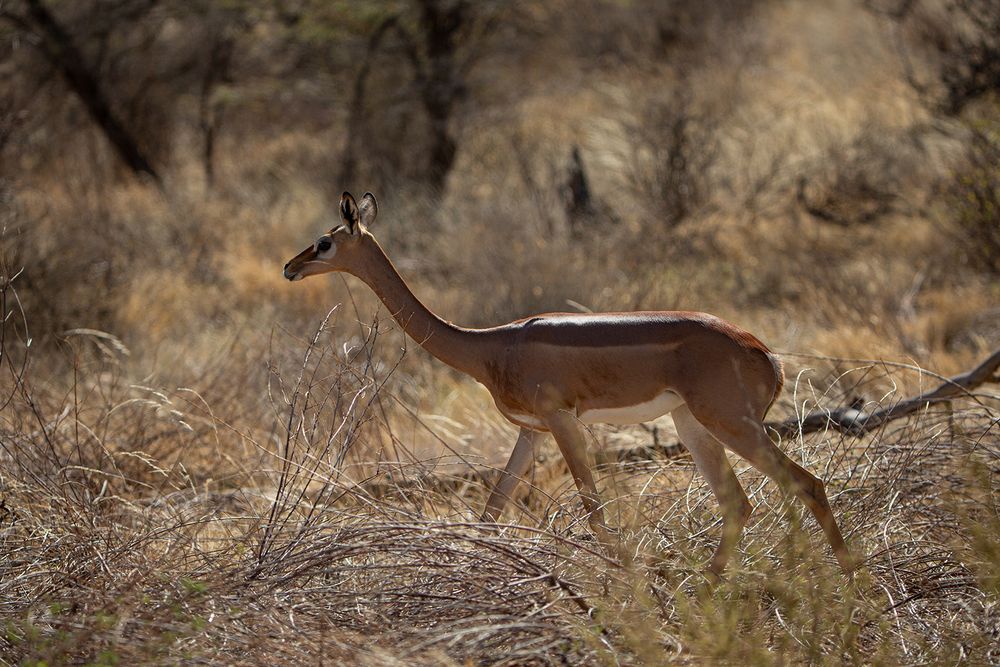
left=3, top=1, right=1000, bottom=664
left=2, top=273, right=998, bottom=665
left=3, top=117, right=998, bottom=667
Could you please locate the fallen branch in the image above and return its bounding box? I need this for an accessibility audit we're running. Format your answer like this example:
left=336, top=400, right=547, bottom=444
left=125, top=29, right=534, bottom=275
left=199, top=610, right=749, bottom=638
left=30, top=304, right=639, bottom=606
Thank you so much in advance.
left=766, top=348, right=1000, bottom=439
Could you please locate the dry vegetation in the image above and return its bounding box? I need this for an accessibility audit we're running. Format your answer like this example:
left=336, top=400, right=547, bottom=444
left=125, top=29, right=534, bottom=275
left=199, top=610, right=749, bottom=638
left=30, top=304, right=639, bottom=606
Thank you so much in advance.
left=1, top=0, right=999, bottom=664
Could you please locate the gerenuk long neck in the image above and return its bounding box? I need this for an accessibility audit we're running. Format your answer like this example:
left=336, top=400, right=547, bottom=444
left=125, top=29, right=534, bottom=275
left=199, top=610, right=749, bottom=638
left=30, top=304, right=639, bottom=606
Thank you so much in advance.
left=352, top=234, right=491, bottom=380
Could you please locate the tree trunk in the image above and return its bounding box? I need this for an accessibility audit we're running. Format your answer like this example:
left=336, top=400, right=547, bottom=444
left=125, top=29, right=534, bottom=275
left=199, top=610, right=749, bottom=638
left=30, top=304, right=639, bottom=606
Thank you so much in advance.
left=199, top=33, right=233, bottom=191
left=340, top=16, right=401, bottom=187
left=418, top=0, right=466, bottom=191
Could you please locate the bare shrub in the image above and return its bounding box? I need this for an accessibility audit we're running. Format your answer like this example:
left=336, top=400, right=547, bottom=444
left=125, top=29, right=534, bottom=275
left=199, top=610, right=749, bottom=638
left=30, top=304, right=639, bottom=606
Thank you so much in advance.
left=941, top=123, right=1000, bottom=275
left=623, top=86, right=722, bottom=230
left=870, top=0, right=1000, bottom=114
left=795, top=124, right=908, bottom=227
left=550, top=0, right=764, bottom=68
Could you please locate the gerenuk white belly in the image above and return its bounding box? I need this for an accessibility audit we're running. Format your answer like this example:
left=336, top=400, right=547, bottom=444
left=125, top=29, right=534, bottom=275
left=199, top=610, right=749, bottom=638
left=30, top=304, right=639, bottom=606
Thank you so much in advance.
left=577, top=390, right=684, bottom=425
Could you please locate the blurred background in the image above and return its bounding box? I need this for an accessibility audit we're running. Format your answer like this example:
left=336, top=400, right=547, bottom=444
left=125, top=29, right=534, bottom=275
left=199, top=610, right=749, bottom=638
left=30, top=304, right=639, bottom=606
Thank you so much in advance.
left=1, top=2, right=999, bottom=663
left=2, top=0, right=996, bottom=356
left=2, top=0, right=999, bottom=476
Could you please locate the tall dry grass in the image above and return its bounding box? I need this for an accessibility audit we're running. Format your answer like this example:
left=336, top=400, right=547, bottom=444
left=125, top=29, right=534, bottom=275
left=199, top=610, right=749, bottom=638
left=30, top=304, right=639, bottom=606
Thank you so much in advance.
left=2, top=100, right=998, bottom=664
left=2, top=260, right=998, bottom=664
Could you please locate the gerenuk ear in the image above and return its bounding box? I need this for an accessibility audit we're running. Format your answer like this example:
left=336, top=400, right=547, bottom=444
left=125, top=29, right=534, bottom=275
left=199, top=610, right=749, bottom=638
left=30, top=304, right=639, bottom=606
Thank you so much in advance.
left=340, top=192, right=360, bottom=234
left=359, top=192, right=378, bottom=228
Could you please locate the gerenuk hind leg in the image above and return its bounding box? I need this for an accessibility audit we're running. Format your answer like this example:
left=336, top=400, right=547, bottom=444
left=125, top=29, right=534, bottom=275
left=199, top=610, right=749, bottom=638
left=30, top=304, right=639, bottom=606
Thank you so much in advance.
left=685, top=400, right=854, bottom=573
left=673, top=405, right=754, bottom=575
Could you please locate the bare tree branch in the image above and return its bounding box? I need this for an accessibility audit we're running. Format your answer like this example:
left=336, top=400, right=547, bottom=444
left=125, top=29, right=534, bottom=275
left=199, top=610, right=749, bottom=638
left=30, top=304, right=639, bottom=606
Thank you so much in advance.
left=766, top=348, right=1000, bottom=438
left=19, top=0, right=161, bottom=184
